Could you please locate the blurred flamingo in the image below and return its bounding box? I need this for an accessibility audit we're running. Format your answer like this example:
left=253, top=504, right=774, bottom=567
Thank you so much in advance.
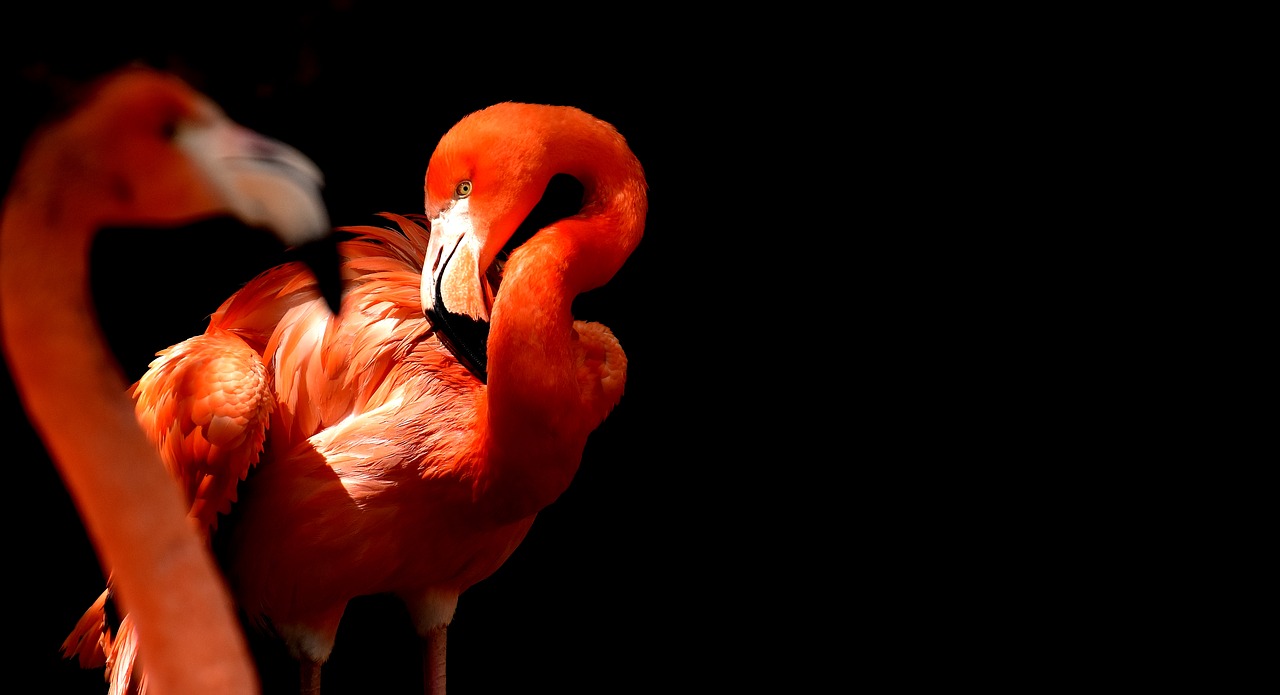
left=0, top=66, right=337, bottom=695
left=62, top=101, right=646, bottom=694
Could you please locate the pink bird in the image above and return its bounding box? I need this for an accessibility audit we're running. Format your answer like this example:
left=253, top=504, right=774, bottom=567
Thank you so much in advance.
left=63, top=101, right=647, bottom=695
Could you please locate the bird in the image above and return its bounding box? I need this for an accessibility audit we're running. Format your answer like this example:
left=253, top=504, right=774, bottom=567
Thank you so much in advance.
left=0, top=65, right=338, bottom=695
left=60, top=101, right=647, bottom=694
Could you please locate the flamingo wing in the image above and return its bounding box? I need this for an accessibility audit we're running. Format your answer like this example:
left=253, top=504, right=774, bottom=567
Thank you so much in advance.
left=260, top=213, right=439, bottom=440
left=130, top=327, right=274, bottom=535
left=125, top=212, right=433, bottom=528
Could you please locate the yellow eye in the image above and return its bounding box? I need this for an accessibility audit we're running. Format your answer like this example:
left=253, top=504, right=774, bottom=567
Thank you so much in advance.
left=455, top=180, right=472, bottom=198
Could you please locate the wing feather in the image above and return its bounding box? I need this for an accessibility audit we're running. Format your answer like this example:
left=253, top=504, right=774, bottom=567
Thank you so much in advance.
left=129, top=328, right=272, bottom=534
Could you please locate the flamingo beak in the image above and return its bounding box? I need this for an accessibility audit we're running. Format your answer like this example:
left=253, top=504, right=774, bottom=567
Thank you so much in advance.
left=424, top=232, right=490, bottom=383
left=285, top=233, right=344, bottom=315
left=422, top=196, right=492, bottom=383
left=180, top=121, right=329, bottom=246
left=420, top=173, right=586, bottom=383
left=183, top=120, right=343, bottom=315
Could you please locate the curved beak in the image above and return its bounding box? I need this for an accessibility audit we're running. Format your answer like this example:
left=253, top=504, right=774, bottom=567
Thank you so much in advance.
left=176, top=120, right=342, bottom=315
left=285, top=232, right=344, bottom=315
left=422, top=201, right=491, bottom=382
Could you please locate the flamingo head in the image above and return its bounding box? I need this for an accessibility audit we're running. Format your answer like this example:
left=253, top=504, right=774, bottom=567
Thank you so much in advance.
left=35, top=67, right=341, bottom=313
left=420, top=104, right=594, bottom=383
left=420, top=102, right=644, bottom=383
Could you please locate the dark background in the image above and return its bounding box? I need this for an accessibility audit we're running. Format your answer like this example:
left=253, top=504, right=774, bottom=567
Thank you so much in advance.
left=1, top=4, right=791, bottom=693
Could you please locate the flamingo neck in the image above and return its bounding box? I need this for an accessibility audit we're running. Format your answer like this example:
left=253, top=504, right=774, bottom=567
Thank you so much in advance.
left=0, top=199, right=258, bottom=694
left=472, top=222, right=600, bottom=523
left=1, top=206, right=127, bottom=451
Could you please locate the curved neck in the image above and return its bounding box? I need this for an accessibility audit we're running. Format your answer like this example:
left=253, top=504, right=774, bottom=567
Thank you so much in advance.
left=0, top=190, right=258, bottom=693
left=473, top=224, right=587, bottom=522
left=458, top=108, right=646, bottom=526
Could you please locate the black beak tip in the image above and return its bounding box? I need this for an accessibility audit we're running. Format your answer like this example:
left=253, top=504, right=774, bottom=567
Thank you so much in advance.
left=289, top=233, right=346, bottom=315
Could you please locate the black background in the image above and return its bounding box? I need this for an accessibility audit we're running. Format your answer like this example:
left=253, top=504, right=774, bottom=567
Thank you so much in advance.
left=0, top=4, right=796, bottom=694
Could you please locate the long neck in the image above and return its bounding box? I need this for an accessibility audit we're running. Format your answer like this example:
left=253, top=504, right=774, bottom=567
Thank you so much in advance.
left=458, top=111, right=645, bottom=526
left=0, top=179, right=258, bottom=693
left=471, top=223, right=590, bottom=523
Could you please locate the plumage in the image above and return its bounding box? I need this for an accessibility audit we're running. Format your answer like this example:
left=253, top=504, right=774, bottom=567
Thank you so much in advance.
left=62, top=101, right=646, bottom=694
left=0, top=66, right=335, bottom=695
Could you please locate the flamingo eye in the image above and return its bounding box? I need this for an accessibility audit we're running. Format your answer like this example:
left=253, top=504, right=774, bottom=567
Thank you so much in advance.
left=455, top=180, right=472, bottom=198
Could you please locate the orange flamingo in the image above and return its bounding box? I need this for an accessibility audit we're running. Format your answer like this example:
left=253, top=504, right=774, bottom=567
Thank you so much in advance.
left=0, top=66, right=336, bottom=695
left=62, top=101, right=646, bottom=694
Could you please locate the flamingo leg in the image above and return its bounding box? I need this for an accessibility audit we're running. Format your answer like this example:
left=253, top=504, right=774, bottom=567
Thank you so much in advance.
left=300, top=659, right=323, bottom=695
left=424, top=626, right=447, bottom=695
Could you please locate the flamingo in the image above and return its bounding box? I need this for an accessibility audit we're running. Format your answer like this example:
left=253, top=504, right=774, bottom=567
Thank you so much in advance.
left=60, top=101, right=647, bottom=694
left=0, top=66, right=338, bottom=694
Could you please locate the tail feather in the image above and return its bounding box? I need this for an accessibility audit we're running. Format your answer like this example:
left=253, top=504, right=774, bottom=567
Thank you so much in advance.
left=62, top=589, right=147, bottom=694
left=61, top=589, right=109, bottom=670
left=106, top=616, right=145, bottom=695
